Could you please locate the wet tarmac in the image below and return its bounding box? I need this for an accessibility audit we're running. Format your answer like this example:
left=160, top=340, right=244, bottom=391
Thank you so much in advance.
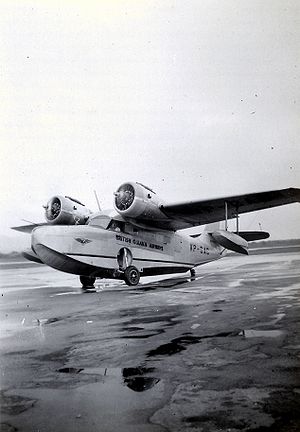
left=1, top=249, right=300, bottom=431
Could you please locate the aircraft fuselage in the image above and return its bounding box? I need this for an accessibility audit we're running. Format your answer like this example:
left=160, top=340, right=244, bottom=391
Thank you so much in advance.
left=31, top=224, right=224, bottom=279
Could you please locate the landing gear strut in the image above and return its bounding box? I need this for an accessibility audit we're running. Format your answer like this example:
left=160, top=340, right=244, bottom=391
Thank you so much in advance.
left=123, top=266, right=140, bottom=286
left=80, top=275, right=96, bottom=290
left=190, top=268, right=196, bottom=278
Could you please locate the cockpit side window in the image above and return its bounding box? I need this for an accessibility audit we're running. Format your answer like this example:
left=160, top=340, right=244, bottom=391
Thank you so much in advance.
left=107, top=219, right=125, bottom=233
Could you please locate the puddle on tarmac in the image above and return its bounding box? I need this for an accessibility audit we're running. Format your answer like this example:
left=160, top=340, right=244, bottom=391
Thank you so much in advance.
left=121, top=330, right=164, bottom=339
left=57, top=367, right=83, bottom=374
left=56, top=366, right=161, bottom=392
left=0, top=391, right=37, bottom=415
left=4, top=349, right=36, bottom=356
left=44, top=317, right=60, bottom=324
left=33, top=316, right=66, bottom=326
left=123, top=326, right=145, bottom=332
left=147, top=330, right=240, bottom=357
left=191, top=324, right=200, bottom=329
left=147, top=327, right=285, bottom=358
left=286, top=344, right=300, bottom=350
left=251, top=282, right=299, bottom=301
left=123, top=367, right=160, bottom=392
left=118, top=305, right=185, bottom=339
left=130, top=276, right=198, bottom=294
left=0, top=423, right=18, bottom=432
left=239, top=329, right=284, bottom=338
left=51, top=291, right=82, bottom=297
left=271, top=313, right=286, bottom=323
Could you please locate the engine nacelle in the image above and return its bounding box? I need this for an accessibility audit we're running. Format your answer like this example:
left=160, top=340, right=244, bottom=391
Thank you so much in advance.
left=114, top=182, right=166, bottom=222
left=44, top=195, right=92, bottom=225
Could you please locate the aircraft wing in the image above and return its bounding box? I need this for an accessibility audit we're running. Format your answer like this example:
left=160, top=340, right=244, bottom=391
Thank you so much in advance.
left=160, top=187, right=300, bottom=230
left=11, top=223, right=47, bottom=233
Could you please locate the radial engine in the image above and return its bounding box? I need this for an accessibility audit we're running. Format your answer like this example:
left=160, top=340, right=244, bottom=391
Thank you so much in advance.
left=44, top=195, right=92, bottom=225
left=113, top=182, right=167, bottom=223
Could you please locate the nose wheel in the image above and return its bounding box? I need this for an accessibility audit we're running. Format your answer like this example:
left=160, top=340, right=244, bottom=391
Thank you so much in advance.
left=124, top=266, right=140, bottom=286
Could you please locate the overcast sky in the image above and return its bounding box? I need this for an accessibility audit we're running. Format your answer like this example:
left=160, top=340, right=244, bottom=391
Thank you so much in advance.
left=1, top=0, right=299, bottom=252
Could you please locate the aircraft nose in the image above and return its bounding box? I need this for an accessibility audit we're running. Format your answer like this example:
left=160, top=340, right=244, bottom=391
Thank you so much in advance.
left=31, top=225, right=97, bottom=275
left=31, top=226, right=48, bottom=251
left=31, top=226, right=68, bottom=271
left=31, top=225, right=65, bottom=257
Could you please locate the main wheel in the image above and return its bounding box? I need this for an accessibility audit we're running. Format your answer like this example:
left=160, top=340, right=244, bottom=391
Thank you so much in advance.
left=124, top=266, right=140, bottom=286
left=190, top=268, right=196, bottom=277
left=80, top=275, right=96, bottom=289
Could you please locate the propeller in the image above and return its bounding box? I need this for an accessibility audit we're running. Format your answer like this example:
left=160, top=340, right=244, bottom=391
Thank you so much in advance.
left=45, top=197, right=61, bottom=220
left=114, top=184, right=135, bottom=211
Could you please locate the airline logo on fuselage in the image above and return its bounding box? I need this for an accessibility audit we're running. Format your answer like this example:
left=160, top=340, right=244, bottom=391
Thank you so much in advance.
left=74, top=237, right=93, bottom=245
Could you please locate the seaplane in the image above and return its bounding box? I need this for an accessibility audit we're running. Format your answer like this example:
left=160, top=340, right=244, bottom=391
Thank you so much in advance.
left=12, top=182, right=300, bottom=289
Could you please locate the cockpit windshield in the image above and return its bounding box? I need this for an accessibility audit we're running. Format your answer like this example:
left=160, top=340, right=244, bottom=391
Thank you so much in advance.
left=89, top=214, right=125, bottom=232
left=89, top=214, right=112, bottom=229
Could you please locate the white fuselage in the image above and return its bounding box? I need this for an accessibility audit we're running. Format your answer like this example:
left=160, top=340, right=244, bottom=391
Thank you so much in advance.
left=31, top=222, right=224, bottom=279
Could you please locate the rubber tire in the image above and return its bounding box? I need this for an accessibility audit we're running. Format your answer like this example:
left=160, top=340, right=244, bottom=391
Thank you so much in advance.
left=80, top=275, right=96, bottom=289
left=190, top=268, right=196, bottom=277
left=124, top=266, right=140, bottom=286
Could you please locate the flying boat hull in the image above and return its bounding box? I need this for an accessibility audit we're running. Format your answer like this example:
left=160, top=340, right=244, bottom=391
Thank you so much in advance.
left=31, top=225, right=223, bottom=279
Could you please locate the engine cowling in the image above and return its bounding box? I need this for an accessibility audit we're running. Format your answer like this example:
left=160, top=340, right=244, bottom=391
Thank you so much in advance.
left=114, top=182, right=166, bottom=221
left=44, top=195, right=91, bottom=225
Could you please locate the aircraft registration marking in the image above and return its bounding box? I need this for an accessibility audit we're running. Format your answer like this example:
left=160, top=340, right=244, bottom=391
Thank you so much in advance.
left=190, top=244, right=210, bottom=255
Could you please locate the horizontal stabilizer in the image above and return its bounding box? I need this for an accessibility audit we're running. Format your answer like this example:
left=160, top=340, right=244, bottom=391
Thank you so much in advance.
left=212, top=230, right=249, bottom=255
left=234, top=231, right=270, bottom=242
left=11, top=223, right=47, bottom=233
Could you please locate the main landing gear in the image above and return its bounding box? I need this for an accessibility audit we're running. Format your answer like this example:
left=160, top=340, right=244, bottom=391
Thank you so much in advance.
left=123, top=266, right=140, bottom=286
left=79, top=267, right=141, bottom=289
left=80, top=275, right=96, bottom=290
left=117, top=247, right=141, bottom=286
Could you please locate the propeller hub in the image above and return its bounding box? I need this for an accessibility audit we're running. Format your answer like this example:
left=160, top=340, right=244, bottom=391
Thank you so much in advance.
left=114, top=183, right=135, bottom=211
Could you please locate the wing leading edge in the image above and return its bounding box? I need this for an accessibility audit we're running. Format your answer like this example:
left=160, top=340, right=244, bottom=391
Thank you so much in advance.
left=11, top=223, right=47, bottom=233
left=160, top=187, right=300, bottom=231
